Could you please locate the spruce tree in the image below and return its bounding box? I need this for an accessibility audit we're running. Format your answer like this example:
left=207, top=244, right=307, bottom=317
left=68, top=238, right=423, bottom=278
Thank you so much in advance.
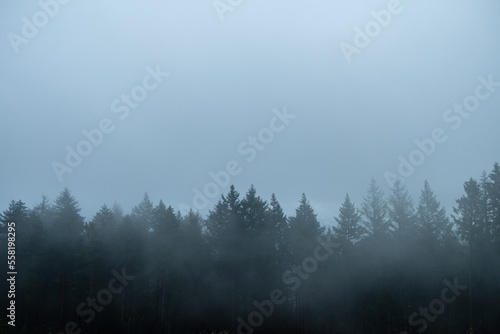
left=361, top=178, right=390, bottom=239
left=333, top=193, right=365, bottom=245
left=486, top=163, right=500, bottom=244
left=49, top=188, right=85, bottom=324
left=131, top=192, right=154, bottom=230
left=388, top=180, right=416, bottom=244
left=268, top=193, right=289, bottom=253
left=417, top=180, right=450, bottom=244
left=0, top=200, right=29, bottom=232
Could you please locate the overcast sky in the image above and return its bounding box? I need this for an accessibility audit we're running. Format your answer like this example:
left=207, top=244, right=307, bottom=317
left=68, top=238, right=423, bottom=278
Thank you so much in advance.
left=1, top=0, right=499, bottom=224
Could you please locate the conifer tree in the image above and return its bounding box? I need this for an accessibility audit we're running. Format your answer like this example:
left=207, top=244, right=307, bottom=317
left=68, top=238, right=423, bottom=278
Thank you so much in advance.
left=131, top=192, right=154, bottom=230
left=333, top=193, right=365, bottom=245
left=486, top=163, right=500, bottom=244
left=268, top=193, right=289, bottom=253
left=361, top=178, right=390, bottom=239
left=0, top=199, right=29, bottom=232
left=388, top=180, right=416, bottom=244
left=417, top=180, right=451, bottom=244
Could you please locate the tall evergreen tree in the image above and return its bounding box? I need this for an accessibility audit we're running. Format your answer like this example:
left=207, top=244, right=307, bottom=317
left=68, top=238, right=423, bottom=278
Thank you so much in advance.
left=486, top=162, right=500, bottom=244
left=51, top=188, right=85, bottom=245
left=131, top=192, right=154, bottom=230
left=179, top=209, right=210, bottom=332
left=205, top=185, right=244, bottom=330
left=417, top=180, right=451, bottom=244
left=288, top=193, right=324, bottom=245
left=287, top=193, right=325, bottom=334
left=240, top=185, right=268, bottom=234
left=453, top=178, right=488, bottom=246
left=153, top=200, right=180, bottom=235
left=333, top=193, right=365, bottom=245
left=0, top=200, right=29, bottom=232
left=112, top=202, right=124, bottom=224
left=414, top=181, right=455, bottom=309
left=268, top=193, right=289, bottom=253
left=388, top=180, right=416, bottom=244
left=91, top=204, right=116, bottom=236
left=48, top=188, right=85, bottom=325
left=453, top=177, right=492, bottom=330
left=361, top=178, right=390, bottom=239
left=1, top=200, right=47, bottom=330
left=82, top=204, right=120, bottom=331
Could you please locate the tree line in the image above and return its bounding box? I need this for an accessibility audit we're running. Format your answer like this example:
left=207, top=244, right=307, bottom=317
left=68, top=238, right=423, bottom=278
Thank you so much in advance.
left=1, top=162, right=499, bottom=334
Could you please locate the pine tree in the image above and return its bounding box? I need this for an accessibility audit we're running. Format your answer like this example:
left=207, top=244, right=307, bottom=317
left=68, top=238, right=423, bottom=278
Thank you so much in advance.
left=268, top=193, right=289, bottom=253
left=333, top=193, right=365, bottom=245
left=32, top=195, right=54, bottom=226
left=153, top=200, right=180, bottom=235
left=131, top=193, right=154, bottom=230
left=206, top=185, right=243, bottom=258
left=388, top=180, right=416, bottom=243
left=146, top=200, right=183, bottom=332
left=182, top=209, right=205, bottom=246
left=453, top=178, right=488, bottom=246
left=452, top=177, right=491, bottom=329
left=91, top=204, right=115, bottom=235
left=287, top=194, right=326, bottom=334
left=416, top=180, right=453, bottom=303
left=49, top=188, right=85, bottom=324
left=288, top=193, right=324, bottom=243
left=205, top=185, right=245, bottom=329
left=240, top=184, right=268, bottom=234
left=84, top=204, right=118, bottom=326
left=486, top=163, right=500, bottom=244
left=51, top=188, right=85, bottom=245
left=112, top=202, right=124, bottom=224
left=179, top=209, right=209, bottom=332
left=361, top=178, right=390, bottom=239
left=1, top=200, right=47, bottom=329
left=239, top=185, right=272, bottom=263
left=0, top=200, right=29, bottom=232
left=417, top=180, right=451, bottom=244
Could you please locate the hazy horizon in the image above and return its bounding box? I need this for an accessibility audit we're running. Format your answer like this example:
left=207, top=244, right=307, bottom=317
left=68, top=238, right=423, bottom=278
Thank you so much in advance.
left=1, top=0, right=499, bottom=224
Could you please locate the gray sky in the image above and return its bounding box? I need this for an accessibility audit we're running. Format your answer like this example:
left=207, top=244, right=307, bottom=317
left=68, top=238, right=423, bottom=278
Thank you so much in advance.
left=1, top=0, right=499, bottom=224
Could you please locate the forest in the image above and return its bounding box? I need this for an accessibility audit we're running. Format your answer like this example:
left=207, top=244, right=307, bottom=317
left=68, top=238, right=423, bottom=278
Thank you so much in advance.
left=1, top=162, right=499, bottom=334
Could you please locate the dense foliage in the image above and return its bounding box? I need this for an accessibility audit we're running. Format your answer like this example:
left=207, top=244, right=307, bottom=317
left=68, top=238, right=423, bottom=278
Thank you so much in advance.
left=1, top=162, right=499, bottom=334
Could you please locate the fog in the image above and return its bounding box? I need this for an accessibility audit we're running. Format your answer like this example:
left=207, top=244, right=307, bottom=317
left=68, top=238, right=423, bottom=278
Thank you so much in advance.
left=1, top=0, right=499, bottom=220
left=1, top=0, right=499, bottom=333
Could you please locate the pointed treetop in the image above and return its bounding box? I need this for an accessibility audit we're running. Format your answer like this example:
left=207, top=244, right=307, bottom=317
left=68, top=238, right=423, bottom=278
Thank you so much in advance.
left=333, top=193, right=365, bottom=244
left=361, top=178, right=390, bottom=238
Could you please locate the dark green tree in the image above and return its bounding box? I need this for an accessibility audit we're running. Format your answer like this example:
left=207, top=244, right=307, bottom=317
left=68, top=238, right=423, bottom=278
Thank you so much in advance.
left=361, top=178, right=390, bottom=239
left=417, top=180, right=451, bottom=244
left=205, top=185, right=245, bottom=330
left=47, top=188, right=85, bottom=326
left=453, top=178, right=488, bottom=246
left=287, top=193, right=325, bottom=334
left=0, top=200, right=29, bottom=232
left=333, top=193, right=365, bottom=245
left=388, top=180, right=416, bottom=247
left=268, top=193, right=289, bottom=253
left=486, top=163, right=500, bottom=244
left=131, top=192, right=154, bottom=230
